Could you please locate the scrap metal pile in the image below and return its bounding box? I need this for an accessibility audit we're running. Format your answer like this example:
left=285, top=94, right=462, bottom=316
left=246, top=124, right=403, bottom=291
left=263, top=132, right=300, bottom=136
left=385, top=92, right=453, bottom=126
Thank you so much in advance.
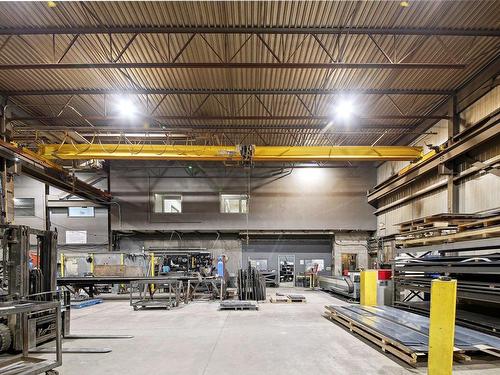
left=324, top=305, right=500, bottom=365
left=237, top=263, right=266, bottom=301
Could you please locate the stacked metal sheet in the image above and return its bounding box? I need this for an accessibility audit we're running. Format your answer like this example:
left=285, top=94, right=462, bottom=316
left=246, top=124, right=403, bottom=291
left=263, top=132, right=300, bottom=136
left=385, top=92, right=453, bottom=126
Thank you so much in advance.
left=325, top=305, right=500, bottom=365
left=237, top=264, right=266, bottom=301
left=219, top=300, right=258, bottom=311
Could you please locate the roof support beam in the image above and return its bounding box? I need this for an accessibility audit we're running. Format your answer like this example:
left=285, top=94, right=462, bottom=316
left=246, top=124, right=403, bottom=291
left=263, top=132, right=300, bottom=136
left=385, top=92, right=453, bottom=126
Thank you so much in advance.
left=0, top=62, right=466, bottom=70
left=1, top=88, right=454, bottom=97
left=8, top=114, right=450, bottom=122
left=11, top=123, right=417, bottom=131
left=0, top=26, right=498, bottom=37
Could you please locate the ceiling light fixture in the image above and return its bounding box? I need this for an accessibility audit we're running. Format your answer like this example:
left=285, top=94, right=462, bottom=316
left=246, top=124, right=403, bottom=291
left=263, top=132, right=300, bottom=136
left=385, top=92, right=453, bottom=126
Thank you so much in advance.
left=116, top=97, right=137, bottom=119
left=334, top=98, right=356, bottom=121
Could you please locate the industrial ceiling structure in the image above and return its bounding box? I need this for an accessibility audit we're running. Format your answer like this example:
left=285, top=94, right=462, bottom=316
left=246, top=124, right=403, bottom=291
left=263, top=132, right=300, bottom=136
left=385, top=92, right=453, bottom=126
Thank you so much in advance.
left=0, top=1, right=498, bottom=157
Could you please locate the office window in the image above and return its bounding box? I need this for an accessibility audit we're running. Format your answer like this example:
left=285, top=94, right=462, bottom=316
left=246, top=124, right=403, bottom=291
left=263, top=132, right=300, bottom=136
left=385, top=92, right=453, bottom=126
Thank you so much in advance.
left=220, top=194, right=248, bottom=213
left=68, top=206, right=95, bottom=217
left=154, top=194, right=182, bottom=213
left=14, top=198, right=35, bottom=217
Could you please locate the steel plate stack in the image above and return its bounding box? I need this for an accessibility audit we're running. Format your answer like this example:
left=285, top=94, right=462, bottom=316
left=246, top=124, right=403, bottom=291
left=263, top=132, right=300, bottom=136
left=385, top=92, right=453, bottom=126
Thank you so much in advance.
left=237, top=263, right=266, bottom=301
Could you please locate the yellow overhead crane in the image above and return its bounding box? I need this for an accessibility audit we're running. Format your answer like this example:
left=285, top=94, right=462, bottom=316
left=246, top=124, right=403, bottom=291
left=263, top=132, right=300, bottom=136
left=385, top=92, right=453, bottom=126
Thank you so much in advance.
left=37, top=144, right=423, bottom=162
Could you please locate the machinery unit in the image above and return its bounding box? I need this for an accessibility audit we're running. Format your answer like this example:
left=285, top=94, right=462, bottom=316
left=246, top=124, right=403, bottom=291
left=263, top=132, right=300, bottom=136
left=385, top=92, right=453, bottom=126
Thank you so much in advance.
left=0, top=225, right=63, bottom=373
left=153, top=249, right=214, bottom=276
left=318, top=274, right=360, bottom=300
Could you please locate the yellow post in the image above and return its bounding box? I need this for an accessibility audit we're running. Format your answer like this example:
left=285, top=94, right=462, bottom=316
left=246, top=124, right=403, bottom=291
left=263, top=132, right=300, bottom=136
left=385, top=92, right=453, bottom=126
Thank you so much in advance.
left=428, top=278, right=457, bottom=375
left=60, top=253, right=65, bottom=277
left=90, top=253, right=95, bottom=274
left=150, top=253, right=155, bottom=292
left=360, top=270, right=377, bottom=306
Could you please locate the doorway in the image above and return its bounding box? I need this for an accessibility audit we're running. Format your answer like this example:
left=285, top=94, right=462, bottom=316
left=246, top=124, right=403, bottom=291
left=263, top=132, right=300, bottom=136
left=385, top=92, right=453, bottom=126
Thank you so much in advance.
left=278, top=255, right=295, bottom=287
left=341, top=253, right=358, bottom=275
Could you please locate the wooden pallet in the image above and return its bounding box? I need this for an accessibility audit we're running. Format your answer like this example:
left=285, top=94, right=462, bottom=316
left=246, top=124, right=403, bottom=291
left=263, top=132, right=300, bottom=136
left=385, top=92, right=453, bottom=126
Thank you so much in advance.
left=396, top=226, right=458, bottom=240
left=219, top=301, right=259, bottom=311
left=324, top=308, right=423, bottom=365
left=397, top=225, right=500, bottom=248
left=269, top=296, right=290, bottom=303
left=458, top=216, right=500, bottom=231
left=323, top=307, right=479, bottom=366
left=398, top=214, right=480, bottom=233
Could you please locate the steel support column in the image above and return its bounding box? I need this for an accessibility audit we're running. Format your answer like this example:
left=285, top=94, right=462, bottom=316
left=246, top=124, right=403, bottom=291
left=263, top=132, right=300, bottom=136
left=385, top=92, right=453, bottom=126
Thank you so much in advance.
left=446, top=95, right=460, bottom=214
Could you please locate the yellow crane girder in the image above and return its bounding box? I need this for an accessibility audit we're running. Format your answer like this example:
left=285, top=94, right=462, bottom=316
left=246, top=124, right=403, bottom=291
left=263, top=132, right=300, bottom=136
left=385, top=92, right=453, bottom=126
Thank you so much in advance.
left=38, top=144, right=423, bottom=162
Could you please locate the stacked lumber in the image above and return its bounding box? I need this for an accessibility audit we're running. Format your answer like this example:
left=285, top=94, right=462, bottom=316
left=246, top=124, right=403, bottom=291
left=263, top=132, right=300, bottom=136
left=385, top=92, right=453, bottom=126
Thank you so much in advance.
left=396, top=213, right=500, bottom=248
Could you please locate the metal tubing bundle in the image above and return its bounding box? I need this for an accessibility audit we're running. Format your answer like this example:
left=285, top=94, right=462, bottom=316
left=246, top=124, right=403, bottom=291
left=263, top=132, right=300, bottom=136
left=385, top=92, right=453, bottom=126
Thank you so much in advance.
left=237, top=263, right=266, bottom=301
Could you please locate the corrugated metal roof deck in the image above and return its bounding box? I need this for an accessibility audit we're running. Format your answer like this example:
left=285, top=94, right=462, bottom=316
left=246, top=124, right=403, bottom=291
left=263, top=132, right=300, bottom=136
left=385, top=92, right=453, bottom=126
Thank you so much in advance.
left=0, top=1, right=498, bottom=148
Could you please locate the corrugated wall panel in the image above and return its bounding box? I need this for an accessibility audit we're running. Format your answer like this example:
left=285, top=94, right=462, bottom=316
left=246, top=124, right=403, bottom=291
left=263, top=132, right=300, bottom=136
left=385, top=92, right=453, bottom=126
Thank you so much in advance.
left=376, top=87, right=499, bottom=237
left=462, top=86, right=500, bottom=128
left=377, top=188, right=447, bottom=236
left=459, top=173, right=500, bottom=213
left=377, top=119, right=449, bottom=183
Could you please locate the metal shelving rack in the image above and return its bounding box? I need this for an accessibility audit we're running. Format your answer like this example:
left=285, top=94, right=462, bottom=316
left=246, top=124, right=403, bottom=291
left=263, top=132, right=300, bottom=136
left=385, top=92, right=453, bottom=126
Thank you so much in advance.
left=0, top=300, right=62, bottom=375
left=393, top=237, right=500, bottom=334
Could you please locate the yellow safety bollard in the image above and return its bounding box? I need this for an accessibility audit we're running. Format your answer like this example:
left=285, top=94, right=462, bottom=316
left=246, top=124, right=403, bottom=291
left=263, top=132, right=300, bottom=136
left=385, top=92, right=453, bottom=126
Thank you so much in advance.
left=360, top=270, right=377, bottom=306
left=90, top=253, right=95, bottom=274
left=428, top=277, right=457, bottom=375
left=150, top=253, right=155, bottom=293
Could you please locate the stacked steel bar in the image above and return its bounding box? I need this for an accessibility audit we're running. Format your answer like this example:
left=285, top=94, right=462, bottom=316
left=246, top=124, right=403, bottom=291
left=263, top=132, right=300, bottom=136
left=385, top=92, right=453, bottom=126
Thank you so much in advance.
left=237, top=263, right=266, bottom=301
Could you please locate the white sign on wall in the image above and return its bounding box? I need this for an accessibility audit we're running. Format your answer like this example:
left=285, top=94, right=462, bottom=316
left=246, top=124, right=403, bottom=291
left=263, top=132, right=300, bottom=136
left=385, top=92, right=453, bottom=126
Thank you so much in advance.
left=66, top=230, right=87, bottom=244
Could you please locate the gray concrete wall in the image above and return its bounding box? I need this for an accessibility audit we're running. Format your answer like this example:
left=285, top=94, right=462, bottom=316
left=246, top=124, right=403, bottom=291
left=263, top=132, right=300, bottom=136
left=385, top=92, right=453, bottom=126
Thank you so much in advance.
left=242, top=238, right=333, bottom=274
left=50, top=207, right=108, bottom=251
left=13, top=175, right=46, bottom=230
left=110, top=163, right=377, bottom=232
left=13, top=174, right=109, bottom=251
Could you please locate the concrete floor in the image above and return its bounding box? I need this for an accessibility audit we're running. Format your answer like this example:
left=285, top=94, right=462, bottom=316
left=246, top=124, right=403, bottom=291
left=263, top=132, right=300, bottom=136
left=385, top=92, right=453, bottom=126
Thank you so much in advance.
left=52, top=288, right=499, bottom=375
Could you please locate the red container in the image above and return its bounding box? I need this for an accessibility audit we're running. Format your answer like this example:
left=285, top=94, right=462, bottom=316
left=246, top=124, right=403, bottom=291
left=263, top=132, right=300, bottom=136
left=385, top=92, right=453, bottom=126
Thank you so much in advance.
left=378, top=269, right=392, bottom=281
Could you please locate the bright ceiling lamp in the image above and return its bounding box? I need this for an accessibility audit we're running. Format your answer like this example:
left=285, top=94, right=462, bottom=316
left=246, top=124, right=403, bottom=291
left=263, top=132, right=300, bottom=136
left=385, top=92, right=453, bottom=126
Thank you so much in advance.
left=333, top=97, right=356, bottom=121
left=115, top=97, right=137, bottom=119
